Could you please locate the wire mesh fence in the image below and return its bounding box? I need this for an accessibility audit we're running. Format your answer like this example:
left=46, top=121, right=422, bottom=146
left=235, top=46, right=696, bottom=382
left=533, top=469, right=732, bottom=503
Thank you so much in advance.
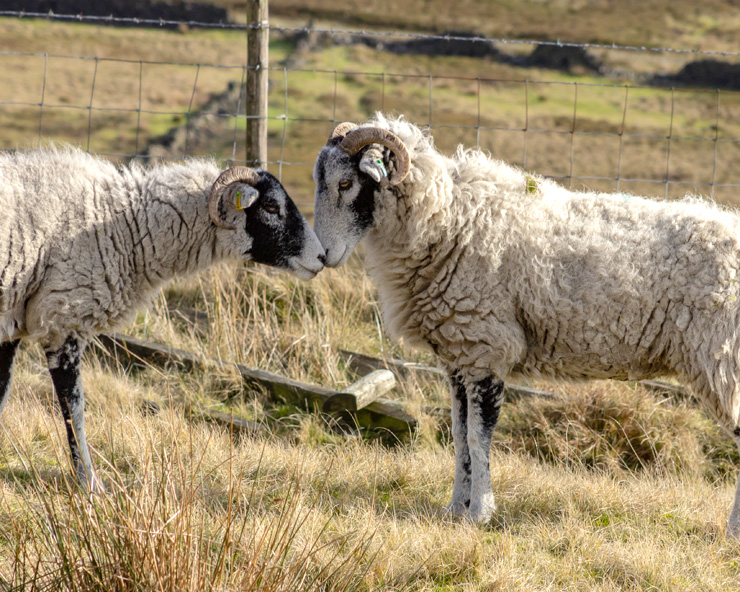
left=1, top=10, right=740, bottom=208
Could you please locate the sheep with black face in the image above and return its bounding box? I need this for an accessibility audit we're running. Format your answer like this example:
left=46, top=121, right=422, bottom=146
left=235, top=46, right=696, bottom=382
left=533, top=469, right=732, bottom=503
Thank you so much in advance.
left=313, top=113, right=740, bottom=536
left=0, top=147, right=325, bottom=489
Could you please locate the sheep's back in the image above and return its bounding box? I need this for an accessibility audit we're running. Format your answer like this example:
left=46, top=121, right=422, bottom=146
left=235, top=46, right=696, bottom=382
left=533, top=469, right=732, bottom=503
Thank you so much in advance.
left=505, top=190, right=740, bottom=383
left=0, top=149, right=140, bottom=346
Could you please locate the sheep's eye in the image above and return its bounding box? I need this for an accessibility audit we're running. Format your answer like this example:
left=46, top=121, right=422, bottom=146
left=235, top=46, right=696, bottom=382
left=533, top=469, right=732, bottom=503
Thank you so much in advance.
left=263, top=202, right=280, bottom=215
left=338, top=180, right=353, bottom=190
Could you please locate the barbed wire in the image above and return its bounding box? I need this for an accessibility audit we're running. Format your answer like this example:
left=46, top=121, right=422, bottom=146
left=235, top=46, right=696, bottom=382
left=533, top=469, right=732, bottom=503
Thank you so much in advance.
left=3, top=10, right=740, bottom=58
left=269, top=24, right=740, bottom=59
left=0, top=10, right=245, bottom=30
left=0, top=49, right=245, bottom=70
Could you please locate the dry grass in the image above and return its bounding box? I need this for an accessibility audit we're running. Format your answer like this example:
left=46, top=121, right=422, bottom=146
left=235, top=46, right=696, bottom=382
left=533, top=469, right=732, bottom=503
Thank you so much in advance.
left=496, top=382, right=740, bottom=481
left=2, top=260, right=740, bottom=590
left=1, top=377, right=375, bottom=591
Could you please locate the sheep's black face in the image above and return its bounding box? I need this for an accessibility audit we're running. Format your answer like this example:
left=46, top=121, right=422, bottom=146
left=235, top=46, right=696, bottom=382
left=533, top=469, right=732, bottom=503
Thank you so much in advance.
left=241, top=171, right=325, bottom=280
left=312, top=144, right=380, bottom=267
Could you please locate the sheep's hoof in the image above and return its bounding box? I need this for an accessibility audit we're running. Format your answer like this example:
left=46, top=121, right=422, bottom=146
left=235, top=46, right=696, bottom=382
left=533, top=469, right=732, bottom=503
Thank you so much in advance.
left=467, top=495, right=495, bottom=525
left=444, top=500, right=469, bottom=518
left=727, top=520, right=740, bottom=539
left=75, top=467, right=105, bottom=494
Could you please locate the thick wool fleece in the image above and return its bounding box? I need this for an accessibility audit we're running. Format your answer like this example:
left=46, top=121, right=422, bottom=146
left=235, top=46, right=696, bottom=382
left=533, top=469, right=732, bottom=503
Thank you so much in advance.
left=0, top=148, right=244, bottom=351
left=362, top=114, right=740, bottom=431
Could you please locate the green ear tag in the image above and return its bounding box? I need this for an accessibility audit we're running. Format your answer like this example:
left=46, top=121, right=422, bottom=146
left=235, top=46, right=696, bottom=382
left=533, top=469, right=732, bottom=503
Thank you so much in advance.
left=235, top=190, right=242, bottom=210
left=376, top=158, right=388, bottom=178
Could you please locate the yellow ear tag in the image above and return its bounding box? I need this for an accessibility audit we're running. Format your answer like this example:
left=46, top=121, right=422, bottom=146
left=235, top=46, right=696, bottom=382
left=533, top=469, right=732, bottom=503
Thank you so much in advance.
left=235, top=190, right=243, bottom=210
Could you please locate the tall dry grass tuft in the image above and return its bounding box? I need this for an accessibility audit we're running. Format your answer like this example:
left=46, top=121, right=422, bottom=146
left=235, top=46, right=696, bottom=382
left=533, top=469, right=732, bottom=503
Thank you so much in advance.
left=158, top=258, right=390, bottom=388
left=2, top=460, right=374, bottom=591
left=1, top=393, right=375, bottom=592
left=497, top=381, right=739, bottom=480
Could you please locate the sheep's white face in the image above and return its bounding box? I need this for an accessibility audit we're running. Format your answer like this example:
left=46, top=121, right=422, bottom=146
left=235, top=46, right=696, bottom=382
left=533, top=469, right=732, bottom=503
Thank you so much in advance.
left=312, top=142, right=387, bottom=267
left=221, top=171, right=326, bottom=280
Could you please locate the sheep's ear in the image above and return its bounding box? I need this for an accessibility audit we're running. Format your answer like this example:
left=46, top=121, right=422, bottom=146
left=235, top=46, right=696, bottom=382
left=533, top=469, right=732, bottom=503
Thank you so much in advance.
left=358, top=145, right=388, bottom=183
left=224, top=183, right=259, bottom=212
left=209, top=168, right=260, bottom=229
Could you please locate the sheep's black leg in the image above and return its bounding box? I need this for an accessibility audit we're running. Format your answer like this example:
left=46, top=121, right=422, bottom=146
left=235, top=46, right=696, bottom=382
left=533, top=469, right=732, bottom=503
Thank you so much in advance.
left=46, top=336, right=97, bottom=490
left=466, top=375, right=504, bottom=524
left=446, top=369, right=471, bottom=516
left=729, top=427, right=740, bottom=537
left=0, top=339, right=20, bottom=417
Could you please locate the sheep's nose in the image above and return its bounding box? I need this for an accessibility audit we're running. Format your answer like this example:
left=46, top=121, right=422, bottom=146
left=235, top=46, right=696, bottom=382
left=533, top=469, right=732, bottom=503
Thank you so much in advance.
left=318, top=252, right=326, bottom=265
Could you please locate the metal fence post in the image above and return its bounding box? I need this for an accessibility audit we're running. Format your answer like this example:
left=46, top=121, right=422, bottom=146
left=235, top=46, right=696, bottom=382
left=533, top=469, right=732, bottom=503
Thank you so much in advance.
left=247, top=0, right=268, bottom=169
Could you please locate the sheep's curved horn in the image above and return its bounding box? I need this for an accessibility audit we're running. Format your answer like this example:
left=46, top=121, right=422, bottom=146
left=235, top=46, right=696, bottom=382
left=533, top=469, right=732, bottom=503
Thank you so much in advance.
left=329, top=121, right=359, bottom=141
left=208, top=166, right=260, bottom=230
left=338, top=127, right=410, bottom=185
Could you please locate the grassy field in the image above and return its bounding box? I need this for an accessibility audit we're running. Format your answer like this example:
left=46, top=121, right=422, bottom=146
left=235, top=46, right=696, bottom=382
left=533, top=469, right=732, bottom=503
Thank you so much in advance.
left=3, top=15, right=740, bottom=206
left=3, top=264, right=740, bottom=590
left=2, top=8, right=740, bottom=591
left=266, top=0, right=740, bottom=53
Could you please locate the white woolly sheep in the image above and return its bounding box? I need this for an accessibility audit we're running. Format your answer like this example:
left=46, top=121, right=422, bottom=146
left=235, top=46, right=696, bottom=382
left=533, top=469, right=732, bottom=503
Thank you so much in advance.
left=0, top=147, right=325, bottom=489
left=312, top=113, right=740, bottom=536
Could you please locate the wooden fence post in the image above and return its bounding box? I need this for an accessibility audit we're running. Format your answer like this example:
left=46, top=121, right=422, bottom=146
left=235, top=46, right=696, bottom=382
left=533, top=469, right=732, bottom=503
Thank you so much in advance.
left=247, top=0, right=269, bottom=169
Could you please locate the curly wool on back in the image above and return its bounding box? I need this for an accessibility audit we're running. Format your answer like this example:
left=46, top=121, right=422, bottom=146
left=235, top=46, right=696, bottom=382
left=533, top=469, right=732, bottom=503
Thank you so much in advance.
left=312, top=113, right=740, bottom=533
left=0, top=150, right=230, bottom=350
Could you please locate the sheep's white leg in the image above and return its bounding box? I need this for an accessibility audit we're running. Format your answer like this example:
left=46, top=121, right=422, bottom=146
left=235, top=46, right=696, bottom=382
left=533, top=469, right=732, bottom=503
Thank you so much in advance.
left=46, top=336, right=99, bottom=491
left=0, top=340, right=20, bottom=417
left=446, top=370, right=471, bottom=516
left=466, top=375, right=504, bottom=524
left=728, top=429, right=740, bottom=537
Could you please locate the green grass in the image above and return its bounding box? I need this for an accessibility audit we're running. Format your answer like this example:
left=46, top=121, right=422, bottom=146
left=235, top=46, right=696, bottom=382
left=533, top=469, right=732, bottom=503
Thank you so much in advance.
left=268, top=0, right=740, bottom=53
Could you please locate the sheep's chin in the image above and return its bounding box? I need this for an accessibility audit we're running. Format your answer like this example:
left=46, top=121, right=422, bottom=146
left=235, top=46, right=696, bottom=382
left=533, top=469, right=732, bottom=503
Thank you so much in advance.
left=289, top=261, right=321, bottom=281
left=335, top=244, right=354, bottom=267
left=325, top=242, right=357, bottom=268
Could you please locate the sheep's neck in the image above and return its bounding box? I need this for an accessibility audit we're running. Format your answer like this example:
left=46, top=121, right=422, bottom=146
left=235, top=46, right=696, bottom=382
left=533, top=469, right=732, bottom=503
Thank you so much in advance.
left=364, top=218, right=454, bottom=349
left=135, top=189, right=219, bottom=285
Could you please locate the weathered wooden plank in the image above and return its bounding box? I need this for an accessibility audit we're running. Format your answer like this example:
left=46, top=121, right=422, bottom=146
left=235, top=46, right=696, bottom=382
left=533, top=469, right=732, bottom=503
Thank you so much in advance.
left=339, top=348, right=445, bottom=379
left=337, top=346, right=560, bottom=400
left=638, top=379, right=690, bottom=399
left=187, top=406, right=263, bottom=437
left=93, top=333, right=416, bottom=435
left=234, top=363, right=335, bottom=409
left=322, top=369, right=396, bottom=412
left=95, top=333, right=336, bottom=407
left=354, top=398, right=418, bottom=435
left=504, top=384, right=561, bottom=400
left=96, top=333, right=202, bottom=371
left=161, top=310, right=557, bottom=403
left=338, top=347, right=698, bottom=404
left=164, top=309, right=684, bottom=406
